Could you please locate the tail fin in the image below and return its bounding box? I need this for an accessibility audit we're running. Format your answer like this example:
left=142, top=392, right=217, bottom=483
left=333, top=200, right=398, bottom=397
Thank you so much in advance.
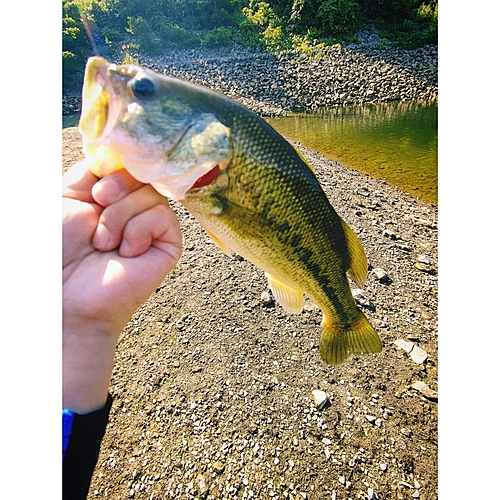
left=319, top=312, right=382, bottom=365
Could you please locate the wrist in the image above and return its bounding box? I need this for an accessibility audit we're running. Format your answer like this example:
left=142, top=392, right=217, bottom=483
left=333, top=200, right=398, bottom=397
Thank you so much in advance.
left=63, top=326, right=119, bottom=414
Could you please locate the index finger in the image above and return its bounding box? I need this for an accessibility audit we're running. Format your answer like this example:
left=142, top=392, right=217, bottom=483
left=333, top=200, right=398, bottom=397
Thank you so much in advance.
left=91, top=169, right=146, bottom=207
left=62, top=160, right=99, bottom=203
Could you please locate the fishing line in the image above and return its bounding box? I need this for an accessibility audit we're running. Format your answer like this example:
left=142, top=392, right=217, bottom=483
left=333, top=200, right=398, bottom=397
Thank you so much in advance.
left=80, top=10, right=110, bottom=60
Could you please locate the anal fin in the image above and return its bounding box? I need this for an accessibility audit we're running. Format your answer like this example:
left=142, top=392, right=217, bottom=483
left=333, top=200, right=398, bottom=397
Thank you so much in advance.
left=340, top=218, right=368, bottom=288
left=266, top=273, right=305, bottom=314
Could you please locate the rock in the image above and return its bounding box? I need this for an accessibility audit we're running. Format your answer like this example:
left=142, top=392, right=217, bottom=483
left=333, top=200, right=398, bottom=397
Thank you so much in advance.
left=410, top=346, right=428, bottom=364
left=411, top=381, right=438, bottom=401
left=401, top=428, right=412, bottom=438
left=197, top=474, right=210, bottom=498
left=372, top=267, right=389, bottom=280
left=372, top=267, right=392, bottom=284
left=394, top=339, right=414, bottom=353
left=212, top=461, right=225, bottom=474
left=394, top=339, right=428, bottom=364
left=414, top=262, right=436, bottom=274
left=416, top=254, right=431, bottom=264
left=365, top=415, right=377, bottom=424
left=352, top=288, right=373, bottom=309
left=312, top=390, right=332, bottom=410
left=382, top=229, right=397, bottom=240
left=260, top=290, right=275, bottom=307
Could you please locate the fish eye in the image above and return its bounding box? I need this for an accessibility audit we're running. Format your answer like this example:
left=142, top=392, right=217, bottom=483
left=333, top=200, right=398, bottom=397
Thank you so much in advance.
left=131, top=76, right=156, bottom=99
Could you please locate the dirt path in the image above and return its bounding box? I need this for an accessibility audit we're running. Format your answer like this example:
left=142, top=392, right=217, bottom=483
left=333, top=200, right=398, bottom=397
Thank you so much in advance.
left=63, top=126, right=437, bottom=500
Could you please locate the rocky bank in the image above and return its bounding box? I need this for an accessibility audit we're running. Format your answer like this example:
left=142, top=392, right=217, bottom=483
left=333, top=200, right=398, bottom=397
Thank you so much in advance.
left=63, top=39, right=438, bottom=499
left=63, top=114, right=438, bottom=499
left=63, top=42, right=437, bottom=117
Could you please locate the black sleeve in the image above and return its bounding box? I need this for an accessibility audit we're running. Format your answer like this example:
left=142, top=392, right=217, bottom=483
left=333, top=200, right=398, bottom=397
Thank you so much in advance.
left=63, top=394, right=113, bottom=500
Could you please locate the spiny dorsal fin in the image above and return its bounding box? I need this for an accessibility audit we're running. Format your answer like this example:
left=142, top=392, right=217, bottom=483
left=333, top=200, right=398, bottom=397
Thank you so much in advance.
left=265, top=273, right=305, bottom=314
left=340, top=218, right=368, bottom=288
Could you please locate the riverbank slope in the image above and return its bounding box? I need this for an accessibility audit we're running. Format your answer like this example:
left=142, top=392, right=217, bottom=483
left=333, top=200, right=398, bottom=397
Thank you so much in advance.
left=63, top=42, right=437, bottom=117
left=63, top=118, right=438, bottom=499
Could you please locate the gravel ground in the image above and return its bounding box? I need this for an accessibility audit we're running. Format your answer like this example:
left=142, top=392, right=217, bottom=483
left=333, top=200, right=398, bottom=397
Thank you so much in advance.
left=63, top=118, right=438, bottom=500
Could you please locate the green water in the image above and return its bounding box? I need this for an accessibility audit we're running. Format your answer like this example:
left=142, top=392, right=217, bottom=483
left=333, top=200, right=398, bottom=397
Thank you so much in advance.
left=266, top=100, right=437, bottom=204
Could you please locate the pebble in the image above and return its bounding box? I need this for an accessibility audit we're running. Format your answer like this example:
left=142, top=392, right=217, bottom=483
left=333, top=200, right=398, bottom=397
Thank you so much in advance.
left=411, top=381, right=438, bottom=400
left=260, top=290, right=275, bottom=307
left=416, top=254, right=431, bottom=264
left=394, top=339, right=413, bottom=353
left=394, top=339, right=428, bottom=364
left=197, top=474, right=209, bottom=496
left=212, top=461, right=225, bottom=474
left=372, top=267, right=390, bottom=282
left=382, top=229, right=397, bottom=240
left=401, top=428, right=412, bottom=438
left=410, top=346, right=428, bottom=364
left=414, top=262, right=437, bottom=274
left=312, top=390, right=331, bottom=410
left=352, top=288, right=373, bottom=308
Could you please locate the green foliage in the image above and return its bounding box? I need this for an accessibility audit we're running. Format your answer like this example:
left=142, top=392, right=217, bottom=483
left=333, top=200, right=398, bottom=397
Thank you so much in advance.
left=317, top=0, right=363, bottom=39
left=126, top=15, right=160, bottom=54
left=62, top=2, right=92, bottom=90
left=150, top=15, right=201, bottom=48
left=122, top=51, right=139, bottom=65
left=282, top=0, right=363, bottom=41
left=62, top=0, right=437, bottom=92
left=291, top=33, right=328, bottom=59
left=202, top=27, right=233, bottom=47
left=239, top=1, right=288, bottom=51
left=359, top=0, right=438, bottom=46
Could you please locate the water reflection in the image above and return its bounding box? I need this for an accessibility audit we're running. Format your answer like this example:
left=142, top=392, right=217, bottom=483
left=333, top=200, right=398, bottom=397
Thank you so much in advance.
left=266, top=100, right=437, bottom=204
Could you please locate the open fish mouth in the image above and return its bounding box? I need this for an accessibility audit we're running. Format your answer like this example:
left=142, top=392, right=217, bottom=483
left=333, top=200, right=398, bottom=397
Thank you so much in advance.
left=79, top=57, right=123, bottom=143
left=78, top=57, right=233, bottom=200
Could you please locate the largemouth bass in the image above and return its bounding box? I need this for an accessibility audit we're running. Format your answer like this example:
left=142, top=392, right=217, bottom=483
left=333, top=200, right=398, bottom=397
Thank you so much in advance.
left=79, top=56, right=383, bottom=365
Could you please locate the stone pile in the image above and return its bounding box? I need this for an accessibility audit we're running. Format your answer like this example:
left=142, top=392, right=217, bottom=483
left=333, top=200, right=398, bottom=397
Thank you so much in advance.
left=63, top=42, right=437, bottom=117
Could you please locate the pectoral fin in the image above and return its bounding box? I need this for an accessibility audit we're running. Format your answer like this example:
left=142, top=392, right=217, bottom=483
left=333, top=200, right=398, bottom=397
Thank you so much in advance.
left=266, top=273, right=305, bottom=314
left=205, top=229, right=233, bottom=257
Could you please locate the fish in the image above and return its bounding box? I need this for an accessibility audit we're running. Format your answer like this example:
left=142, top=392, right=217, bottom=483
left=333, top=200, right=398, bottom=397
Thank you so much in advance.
left=79, top=56, right=383, bottom=365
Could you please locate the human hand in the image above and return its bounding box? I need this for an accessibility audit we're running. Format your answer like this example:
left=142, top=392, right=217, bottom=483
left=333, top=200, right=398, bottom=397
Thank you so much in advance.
left=63, top=161, right=182, bottom=413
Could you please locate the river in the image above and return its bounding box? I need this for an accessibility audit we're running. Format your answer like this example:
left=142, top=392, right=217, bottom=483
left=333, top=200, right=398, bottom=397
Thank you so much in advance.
left=266, top=100, right=437, bottom=205
left=64, top=99, right=437, bottom=205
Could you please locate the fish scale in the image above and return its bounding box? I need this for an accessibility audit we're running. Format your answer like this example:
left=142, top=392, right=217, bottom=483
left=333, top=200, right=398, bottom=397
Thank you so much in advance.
left=79, top=56, right=383, bottom=365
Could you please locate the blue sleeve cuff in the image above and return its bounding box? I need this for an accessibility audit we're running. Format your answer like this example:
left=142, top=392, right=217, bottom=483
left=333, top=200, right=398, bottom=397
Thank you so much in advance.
left=62, top=409, right=75, bottom=461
